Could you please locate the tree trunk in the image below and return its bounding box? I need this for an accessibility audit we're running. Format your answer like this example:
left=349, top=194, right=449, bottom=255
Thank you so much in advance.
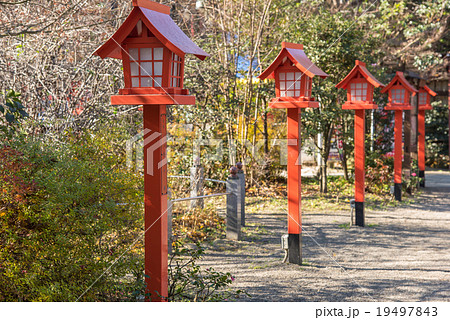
left=341, top=141, right=349, bottom=181
left=264, top=110, right=269, bottom=155
left=320, top=163, right=328, bottom=193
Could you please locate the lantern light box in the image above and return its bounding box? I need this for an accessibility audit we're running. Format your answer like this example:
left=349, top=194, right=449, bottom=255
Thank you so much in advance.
left=93, top=0, right=209, bottom=302
left=418, top=85, right=436, bottom=110
left=94, top=0, right=208, bottom=105
left=381, top=71, right=417, bottom=110
left=336, top=60, right=384, bottom=109
left=259, top=42, right=328, bottom=109
left=381, top=71, right=418, bottom=201
left=417, top=85, right=437, bottom=186
left=258, top=42, right=328, bottom=265
left=336, top=60, right=384, bottom=227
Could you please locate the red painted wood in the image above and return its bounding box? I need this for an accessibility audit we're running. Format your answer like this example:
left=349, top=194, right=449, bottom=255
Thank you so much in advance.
left=268, top=100, right=319, bottom=109
left=336, top=60, right=384, bottom=210
left=394, top=110, right=403, bottom=184
left=259, top=44, right=328, bottom=80
left=143, top=105, right=168, bottom=302
left=341, top=102, right=377, bottom=110
left=132, top=0, right=171, bottom=14
left=94, top=4, right=208, bottom=60
left=287, top=108, right=301, bottom=235
left=354, top=109, right=365, bottom=202
left=418, top=110, right=426, bottom=172
left=381, top=71, right=418, bottom=96
left=336, top=60, right=384, bottom=91
left=282, top=42, right=303, bottom=50
left=111, top=94, right=195, bottom=105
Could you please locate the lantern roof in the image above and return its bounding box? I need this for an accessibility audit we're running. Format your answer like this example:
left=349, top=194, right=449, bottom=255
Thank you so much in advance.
left=335, top=60, right=384, bottom=89
left=258, top=42, right=328, bottom=80
left=94, top=0, right=209, bottom=61
left=420, top=85, right=437, bottom=96
left=381, top=71, right=418, bottom=94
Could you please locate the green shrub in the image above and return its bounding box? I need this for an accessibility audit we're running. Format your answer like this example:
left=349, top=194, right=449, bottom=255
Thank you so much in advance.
left=365, top=155, right=393, bottom=194
left=0, top=90, right=28, bottom=136
left=166, top=243, right=247, bottom=302
left=0, top=127, right=144, bottom=301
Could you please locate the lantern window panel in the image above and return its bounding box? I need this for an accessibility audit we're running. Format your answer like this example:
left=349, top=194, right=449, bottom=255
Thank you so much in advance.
left=419, top=92, right=427, bottom=105
left=154, top=48, right=163, bottom=60
left=141, top=48, right=152, bottom=60
left=305, top=77, right=310, bottom=97
left=350, top=82, right=368, bottom=101
left=392, top=88, right=405, bottom=104
left=129, top=48, right=139, bottom=61
left=128, top=47, right=165, bottom=88
left=130, top=62, right=139, bottom=76
left=154, top=62, right=163, bottom=76
left=141, top=77, right=152, bottom=87
left=170, top=52, right=183, bottom=88
left=154, top=77, right=162, bottom=87
left=279, top=72, right=302, bottom=97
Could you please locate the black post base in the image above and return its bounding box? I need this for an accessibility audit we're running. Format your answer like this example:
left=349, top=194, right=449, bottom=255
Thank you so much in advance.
left=288, top=233, right=302, bottom=265
left=419, top=170, right=425, bottom=188
left=394, top=183, right=402, bottom=201
left=355, top=202, right=364, bottom=227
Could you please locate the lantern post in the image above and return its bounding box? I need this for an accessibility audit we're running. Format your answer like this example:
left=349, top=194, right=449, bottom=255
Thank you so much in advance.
left=445, top=53, right=450, bottom=170
left=336, top=60, right=384, bottom=227
left=258, top=42, right=328, bottom=264
left=381, top=72, right=418, bottom=201
left=417, top=85, right=437, bottom=187
left=94, top=0, right=208, bottom=301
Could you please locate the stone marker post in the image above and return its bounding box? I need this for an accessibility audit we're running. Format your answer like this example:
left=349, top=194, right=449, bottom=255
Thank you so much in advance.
left=236, top=162, right=246, bottom=227
left=226, top=166, right=240, bottom=240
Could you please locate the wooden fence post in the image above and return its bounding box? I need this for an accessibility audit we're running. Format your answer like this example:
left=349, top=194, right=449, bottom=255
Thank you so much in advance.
left=190, top=157, right=204, bottom=209
left=167, top=189, right=173, bottom=255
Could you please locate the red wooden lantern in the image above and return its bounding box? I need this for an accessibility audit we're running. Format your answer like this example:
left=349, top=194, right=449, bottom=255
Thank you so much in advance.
left=258, top=42, right=328, bottom=264
left=336, top=60, right=384, bottom=227
left=95, top=0, right=208, bottom=103
left=418, top=85, right=437, bottom=186
left=381, top=72, right=418, bottom=201
left=94, top=0, right=208, bottom=302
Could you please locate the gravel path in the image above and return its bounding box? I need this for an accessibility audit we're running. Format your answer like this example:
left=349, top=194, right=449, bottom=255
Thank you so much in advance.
left=199, top=170, right=450, bottom=301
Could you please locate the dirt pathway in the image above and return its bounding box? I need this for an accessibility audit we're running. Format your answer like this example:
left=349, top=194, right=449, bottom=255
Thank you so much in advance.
left=199, top=170, right=450, bottom=301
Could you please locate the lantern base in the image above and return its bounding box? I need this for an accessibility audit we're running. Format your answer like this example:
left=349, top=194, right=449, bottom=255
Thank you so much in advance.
left=418, top=105, right=433, bottom=111
left=419, top=170, right=425, bottom=188
left=111, top=94, right=195, bottom=106
left=288, top=233, right=302, bottom=265
left=355, top=202, right=364, bottom=227
left=269, top=97, right=319, bottom=109
left=119, top=87, right=190, bottom=95
left=394, top=183, right=402, bottom=201
left=341, top=102, right=378, bottom=110
left=385, top=103, right=412, bottom=111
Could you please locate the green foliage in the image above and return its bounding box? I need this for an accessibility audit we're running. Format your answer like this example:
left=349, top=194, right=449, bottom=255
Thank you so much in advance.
left=0, top=90, right=28, bottom=136
left=365, top=155, right=393, bottom=194
left=425, top=101, right=449, bottom=168
left=172, top=206, right=226, bottom=243
left=0, top=125, right=144, bottom=301
left=403, top=159, right=422, bottom=193
left=127, top=243, right=247, bottom=302
left=287, top=7, right=384, bottom=192
left=166, top=243, right=247, bottom=302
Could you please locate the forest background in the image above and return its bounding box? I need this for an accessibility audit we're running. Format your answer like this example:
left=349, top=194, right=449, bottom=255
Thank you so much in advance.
left=1, top=0, right=449, bottom=301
